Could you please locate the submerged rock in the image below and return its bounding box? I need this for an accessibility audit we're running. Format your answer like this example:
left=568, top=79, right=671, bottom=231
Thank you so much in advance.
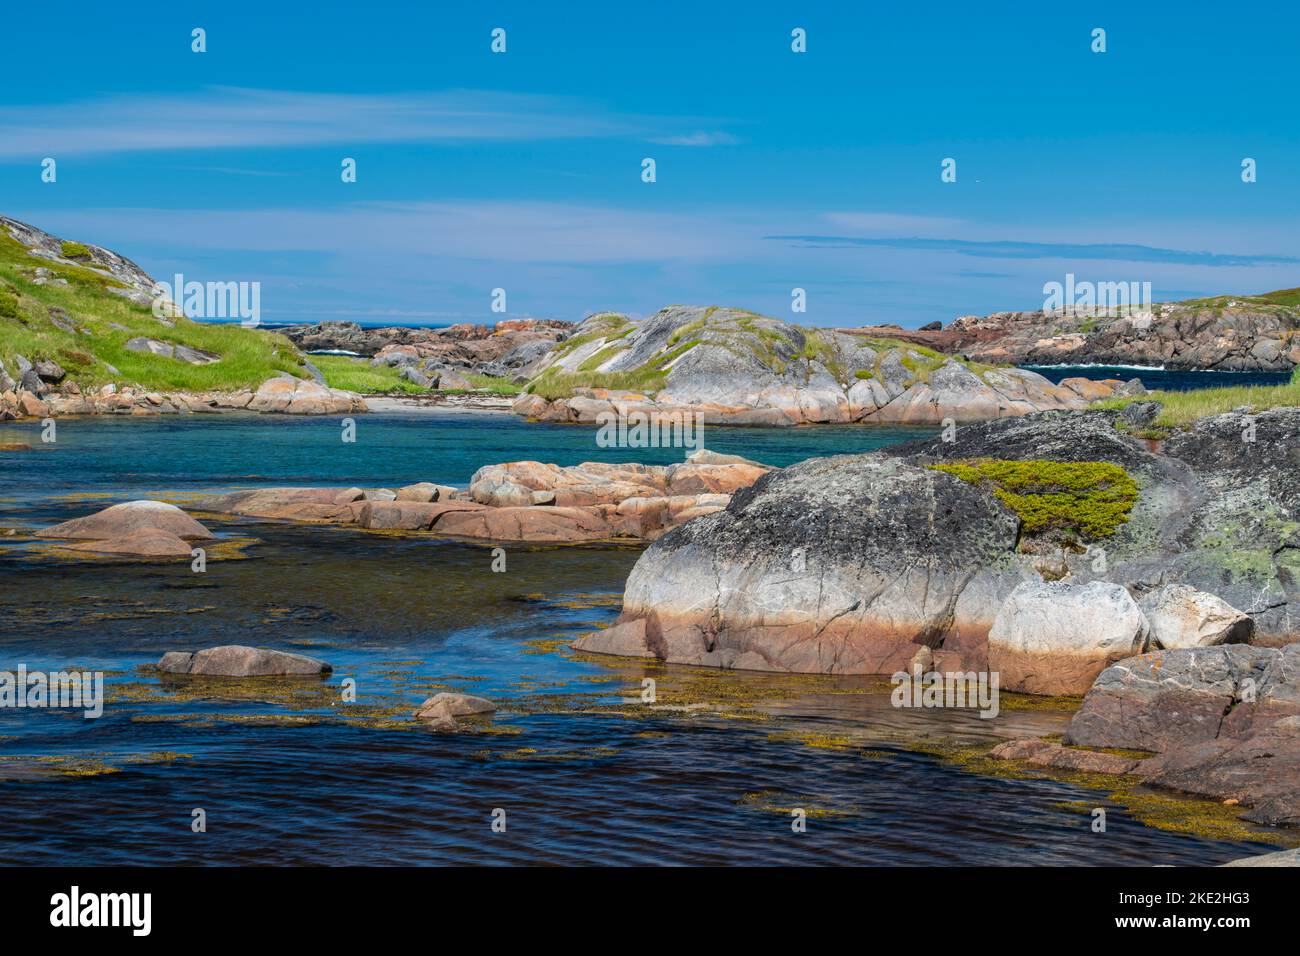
left=158, top=645, right=332, bottom=677
left=43, top=500, right=214, bottom=541
left=66, top=527, right=195, bottom=558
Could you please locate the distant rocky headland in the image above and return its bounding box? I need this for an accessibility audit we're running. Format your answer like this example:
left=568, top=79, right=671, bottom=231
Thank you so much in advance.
left=852, top=289, right=1300, bottom=371
left=509, top=306, right=1142, bottom=427
left=5, top=211, right=1300, bottom=429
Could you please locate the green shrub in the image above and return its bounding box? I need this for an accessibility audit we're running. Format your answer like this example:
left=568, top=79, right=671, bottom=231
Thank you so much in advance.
left=59, top=241, right=94, bottom=260
left=930, top=458, right=1138, bottom=541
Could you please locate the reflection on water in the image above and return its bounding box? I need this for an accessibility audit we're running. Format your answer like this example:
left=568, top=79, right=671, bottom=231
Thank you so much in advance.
left=0, top=415, right=1285, bottom=865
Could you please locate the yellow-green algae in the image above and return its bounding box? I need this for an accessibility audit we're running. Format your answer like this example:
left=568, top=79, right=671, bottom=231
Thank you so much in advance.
left=908, top=737, right=1299, bottom=847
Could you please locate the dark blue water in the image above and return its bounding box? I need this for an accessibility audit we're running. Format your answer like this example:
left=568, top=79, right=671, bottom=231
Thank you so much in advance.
left=0, top=413, right=1284, bottom=865
left=1024, top=365, right=1293, bottom=392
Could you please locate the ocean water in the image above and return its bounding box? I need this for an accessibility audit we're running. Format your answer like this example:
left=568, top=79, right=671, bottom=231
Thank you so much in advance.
left=0, top=413, right=1285, bottom=865
left=1024, top=365, right=1292, bottom=392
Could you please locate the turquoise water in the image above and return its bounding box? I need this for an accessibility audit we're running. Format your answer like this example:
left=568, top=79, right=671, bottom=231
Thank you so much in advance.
left=0, top=413, right=1283, bottom=865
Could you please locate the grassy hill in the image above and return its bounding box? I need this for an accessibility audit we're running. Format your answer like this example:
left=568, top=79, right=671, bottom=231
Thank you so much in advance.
left=0, top=219, right=429, bottom=395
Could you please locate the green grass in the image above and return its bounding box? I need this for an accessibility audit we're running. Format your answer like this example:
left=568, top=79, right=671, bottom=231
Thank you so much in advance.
left=58, top=241, right=93, bottom=261
left=311, top=355, right=426, bottom=394
left=931, top=459, right=1138, bottom=541
left=464, top=373, right=523, bottom=395
left=311, top=357, right=522, bottom=396
left=1, top=228, right=310, bottom=391
left=526, top=367, right=670, bottom=401
left=1097, top=365, right=1300, bottom=428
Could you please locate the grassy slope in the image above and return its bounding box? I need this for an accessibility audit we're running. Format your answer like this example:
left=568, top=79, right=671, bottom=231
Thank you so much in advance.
left=309, top=355, right=426, bottom=395
left=1, top=227, right=521, bottom=397
left=1, top=229, right=309, bottom=391
left=1098, top=366, right=1300, bottom=428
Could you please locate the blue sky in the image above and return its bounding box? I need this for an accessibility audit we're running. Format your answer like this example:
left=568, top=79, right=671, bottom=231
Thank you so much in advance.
left=3, top=1, right=1298, bottom=327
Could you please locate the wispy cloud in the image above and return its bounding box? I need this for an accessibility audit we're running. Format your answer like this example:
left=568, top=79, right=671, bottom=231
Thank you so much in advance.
left=0, top=87, right=732, bottom=158
left=765, top=235, right=1300, bottom=267
left=21, top=201, right=758, bottom=263
left=649, top=131, right=741, bottom=147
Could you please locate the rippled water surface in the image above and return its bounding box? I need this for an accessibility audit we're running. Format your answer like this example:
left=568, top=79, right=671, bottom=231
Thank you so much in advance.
left=0, top=413, right=1284, bottom=865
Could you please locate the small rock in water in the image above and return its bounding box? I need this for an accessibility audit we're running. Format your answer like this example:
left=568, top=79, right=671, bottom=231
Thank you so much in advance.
left=414, top=692, right=497, bottom=722
left=158, top=645, right=333, bottom=677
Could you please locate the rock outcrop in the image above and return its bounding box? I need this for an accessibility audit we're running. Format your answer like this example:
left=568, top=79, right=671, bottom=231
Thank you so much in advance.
left=580, top=406, right=1300, bottom=687
left=939, top=294, right=1300, bottom=371
left=1, top=214, right=160, bottom=306
left=158, top=646, right=332, bottom=677
left=578, top=455, right=1026, bottom=673
left=1, top=376, right=366, bottom=422
left=280, top=318, right=572, bottom=384
left=194, top=452, right=768, bottom=544
left=1062, top=645, right=1300, bottom=826
left=514, top=306, right=1134, bottom=428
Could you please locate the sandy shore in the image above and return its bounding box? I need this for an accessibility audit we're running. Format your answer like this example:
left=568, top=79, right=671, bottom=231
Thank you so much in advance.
left=363, top=395, right=515, bottom=415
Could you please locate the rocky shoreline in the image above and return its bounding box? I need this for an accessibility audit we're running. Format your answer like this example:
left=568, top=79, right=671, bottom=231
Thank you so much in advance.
left=17, top=410, right=1300, bottom=838
left=1, top=372, right=366, bottom=422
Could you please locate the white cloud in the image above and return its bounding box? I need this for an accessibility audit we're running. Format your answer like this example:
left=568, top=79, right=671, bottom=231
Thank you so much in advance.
left=0, top=86, right=737, bottom=157
left=649, top=131, right=742, bottom=147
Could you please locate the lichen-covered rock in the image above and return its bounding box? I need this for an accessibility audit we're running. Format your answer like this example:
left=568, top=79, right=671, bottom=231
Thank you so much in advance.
left=892, top=407, right=1300, bottom=647
left=582, top=455, right=1027, bottom=674
left=515, top=306, right=1125, bottom=427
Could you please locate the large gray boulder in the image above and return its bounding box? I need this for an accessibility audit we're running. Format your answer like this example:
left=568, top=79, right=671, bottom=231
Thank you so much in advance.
left=158, top=645, right=332, bottom=677
left=578, top=455, right=1028, bottom=674
left=987, top=581, right=1150, bottom=695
